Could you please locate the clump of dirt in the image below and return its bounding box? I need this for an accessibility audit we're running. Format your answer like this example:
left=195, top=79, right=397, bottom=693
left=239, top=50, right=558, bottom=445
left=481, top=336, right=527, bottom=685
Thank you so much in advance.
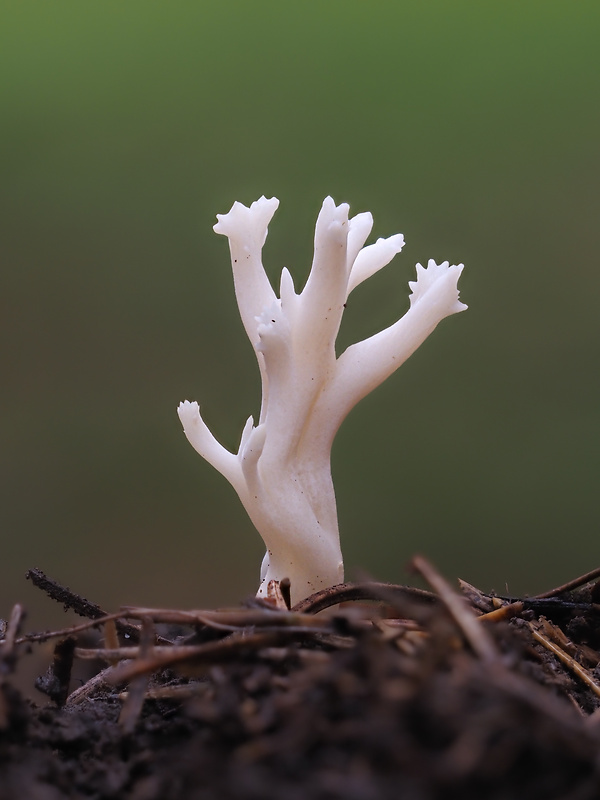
left=2, top=558, right=600, bottom=799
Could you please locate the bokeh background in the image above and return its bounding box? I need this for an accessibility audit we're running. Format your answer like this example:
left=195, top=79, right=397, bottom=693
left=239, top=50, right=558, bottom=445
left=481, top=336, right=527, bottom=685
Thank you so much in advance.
left=1, top=2, right=599, bottom=632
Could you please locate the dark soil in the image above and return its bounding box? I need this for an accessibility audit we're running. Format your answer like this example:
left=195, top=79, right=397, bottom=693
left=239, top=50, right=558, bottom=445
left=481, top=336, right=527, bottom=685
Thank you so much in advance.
left=2, top=559, right=600, bottom=800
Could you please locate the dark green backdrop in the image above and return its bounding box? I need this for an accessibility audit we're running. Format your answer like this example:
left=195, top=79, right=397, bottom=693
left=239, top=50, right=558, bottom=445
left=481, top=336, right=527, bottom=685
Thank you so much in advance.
left=1, top=3, right=599, bottom=631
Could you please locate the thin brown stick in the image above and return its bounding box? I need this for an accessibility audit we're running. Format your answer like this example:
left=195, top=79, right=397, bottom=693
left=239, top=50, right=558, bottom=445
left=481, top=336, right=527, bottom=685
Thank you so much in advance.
left=537, top=617, right=600, bottom=667
left=457, top=579, right=495, bottom=613
left=104, top=619, right=120, bottom=666
left=533, top=566, right=600, bottom=599
left=411, top=555, right=499, bottom=663
left=141, top=683, right=205, bottom=700
left=27, top=568, right=109, bottom=620
left=477, top=601, right=524, bottom=623
left=66, top=665, right=117, bottom=706
left=118, top=606, right=329, bottom=630
left=76, top=623, right=332, bottom=663
left=529, top=625, right=600, bottom=699
left=291, top=581, right=437, bottom=614
left=26, top=568, right=171, bottom=644
left=107, top=628, right=322, bottom=684
left=119, top=618, right=154, bottom=733
left=16, top=611, right=124, bottom=645
left=76, top=646, right=144, bottom=661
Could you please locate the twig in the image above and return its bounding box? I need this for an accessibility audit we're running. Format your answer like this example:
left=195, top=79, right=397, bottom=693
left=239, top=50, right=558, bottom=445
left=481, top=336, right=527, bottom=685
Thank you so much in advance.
left=291, top=581, right=437, bottom=614
left=118, top=606, right=329, bottom=631
left=103, top=619, right=120, bottom=665
left=66, top=665, right=119, bottom=706
left=457, top=579, right=495, bottom=613
left=142, top=683, right=205, bottom=701
left=27, top=568, right=108, bottom=620
left=26, top=568, right=171, bottom=644
left=76, top=646, right=148, bottom=661
left=76, top=623, right=332, bottom=664
left=477, top=602, right=524, bottom=623
left=107, top=628, right=326, bottom=684
left=529, top=624, right=600, bottom=700
left=537, top=617, right=600, bottom=667
left=119, top=618, right=154, bottom=733
left=411, top=555, right=499, bottom=663
left=533, top=566, right=600, bottom=599
left=16, top=611, right=124, bottom=645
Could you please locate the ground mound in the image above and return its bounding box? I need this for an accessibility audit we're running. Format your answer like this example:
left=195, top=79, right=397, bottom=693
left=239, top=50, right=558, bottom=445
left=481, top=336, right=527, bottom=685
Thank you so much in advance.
left=2, top=558, right=600, bottom=799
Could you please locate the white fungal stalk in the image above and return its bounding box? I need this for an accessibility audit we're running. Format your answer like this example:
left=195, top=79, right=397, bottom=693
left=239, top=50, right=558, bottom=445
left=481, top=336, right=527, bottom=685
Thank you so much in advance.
left=178, top=197, right=466, bottom=603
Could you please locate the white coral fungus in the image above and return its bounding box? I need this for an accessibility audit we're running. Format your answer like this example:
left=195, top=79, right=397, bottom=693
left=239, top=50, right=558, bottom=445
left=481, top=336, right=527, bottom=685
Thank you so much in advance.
left=178, top=197, right=466, bottom=603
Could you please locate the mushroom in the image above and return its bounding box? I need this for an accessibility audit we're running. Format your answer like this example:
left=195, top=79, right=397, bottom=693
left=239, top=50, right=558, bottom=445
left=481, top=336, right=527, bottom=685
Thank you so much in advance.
left=178, top=196, right=466, bottom=603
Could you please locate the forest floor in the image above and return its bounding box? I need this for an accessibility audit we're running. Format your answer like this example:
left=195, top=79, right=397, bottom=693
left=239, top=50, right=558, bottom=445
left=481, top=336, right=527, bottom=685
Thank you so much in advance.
left=2, top=557, right=600, bottom=800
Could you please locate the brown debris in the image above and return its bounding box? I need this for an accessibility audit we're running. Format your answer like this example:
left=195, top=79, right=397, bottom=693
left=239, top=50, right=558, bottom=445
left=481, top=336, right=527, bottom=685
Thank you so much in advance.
left=25, top=567, right=172, bottom=645
left=411, top=554, right=499, bottom=662
left=34, top=636, right=76, bottom=707
left=118, top=617, right=155, bottom=734
left=2, top=561, right=600, bottom=798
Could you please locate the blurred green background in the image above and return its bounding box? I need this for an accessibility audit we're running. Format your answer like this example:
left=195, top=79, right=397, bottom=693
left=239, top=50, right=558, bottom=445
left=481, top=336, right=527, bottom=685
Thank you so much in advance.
left=1, top=2, right=599, bottom=631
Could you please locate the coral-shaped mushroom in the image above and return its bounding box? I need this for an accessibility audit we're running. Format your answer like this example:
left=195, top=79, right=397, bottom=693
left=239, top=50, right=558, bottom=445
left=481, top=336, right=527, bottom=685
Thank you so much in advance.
left=179, top=197, right=466, bottom=603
